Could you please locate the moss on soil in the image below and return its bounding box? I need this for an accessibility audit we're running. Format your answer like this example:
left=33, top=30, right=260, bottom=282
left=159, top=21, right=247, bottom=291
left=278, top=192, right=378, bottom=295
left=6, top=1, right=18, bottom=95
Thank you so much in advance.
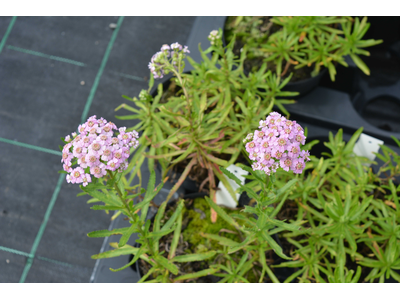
left=181, top=198, right=241, bottom=255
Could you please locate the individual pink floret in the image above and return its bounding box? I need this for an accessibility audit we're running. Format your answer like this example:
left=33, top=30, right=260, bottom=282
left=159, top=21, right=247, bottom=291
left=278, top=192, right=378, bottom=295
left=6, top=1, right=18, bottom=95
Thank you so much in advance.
left=68, top=167, right=85, bottom=184
left=121, top=147, right=130, bottom=159
left=81, top=135, right=93, bottom=148
left=90, top=164, right=107, bottom=178
left=106, top=159, right=119, bottom=171
left=61, top=150, right=73, bottom=164
left=100, top=146, right=113, bottom=161
left=86, top=152, right=100, bottom=167
left=102, top=124, right=114, bottom=136
left=292, top=159, right=306, bottom=174
left=97, top=134, right=111, bottom=145
left=81, top=173, right=92, bottom=187
left=97, top=117, right=107, bottom=127
left=73, top=144, right=86, bottom=158
left=113, top=149, right=124, bottom=163
left=78, top=124, right=87, bottom=134
left=89, top=141, right=104, bottom=156
left=280, top=154, right=294, bottom=172
left=78, top=155, right=89, bottom=169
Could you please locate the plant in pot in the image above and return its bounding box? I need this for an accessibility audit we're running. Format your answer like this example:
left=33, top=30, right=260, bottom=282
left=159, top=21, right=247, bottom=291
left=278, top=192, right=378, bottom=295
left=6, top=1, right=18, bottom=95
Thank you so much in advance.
left=59, top=111, right=400, bottom=282
left=224, top=16, right=383, bottom=95
left=248, top=128, right=400, bottom=282
left=115, top=32, right=297, bottom=221
left=59, top=112, right=313, bottom=283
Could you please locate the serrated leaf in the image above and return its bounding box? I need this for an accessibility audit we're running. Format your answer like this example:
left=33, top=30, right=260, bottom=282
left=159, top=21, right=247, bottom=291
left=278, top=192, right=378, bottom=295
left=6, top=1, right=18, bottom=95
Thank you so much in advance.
left=110, top=244, right=148, bottom=272
left=147, top=226, right=177, bottom=238
left=174, top=268, right=218, bottom=281
left=261, top=231, right=291, bottom=260
left=202, top=233, right=240, bottom=247
left=118, top=224, right=136, bottom=247
left=90, top=205, right=124, bottom=211
left=87, top=227, right=131, bottom=238
left=153, top=255, right=178, bottom=275
left=91, top=244, right=140, bottom=259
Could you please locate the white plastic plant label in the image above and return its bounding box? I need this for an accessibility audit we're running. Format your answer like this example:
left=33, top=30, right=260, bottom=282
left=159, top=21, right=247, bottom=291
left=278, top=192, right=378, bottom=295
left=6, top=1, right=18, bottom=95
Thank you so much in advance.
left=353, top=133, right=384, bottom=167
left=216, top=164, right=249, bottom=208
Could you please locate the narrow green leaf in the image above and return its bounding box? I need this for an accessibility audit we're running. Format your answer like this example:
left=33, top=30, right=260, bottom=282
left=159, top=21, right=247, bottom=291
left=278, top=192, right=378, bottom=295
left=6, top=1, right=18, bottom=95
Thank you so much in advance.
left=172, top=251, right=217, bottom=263
left=174, top=268, right=218, bottom=281
left=228, top=235, right=255, bottom=254
left=147, top=226, right=176, bottom=238
left=161, top=200, right=185, bottom=231
left=118, top=224, right=136, bottom=247
left=261, top=231, right=291, bottom=260
left=90, top=205, right=124, bottom=211
left=203, top=233, right=240, bottom=247
left=110, top=244, right=147, bottom=272
left=91, top=244, right=139, bottom=259
left=350, top=53, right=370, bottom=75
left=153, top=255, right=178, bottom=275
left=87, top=227, right=131, bottom=238
left=168, top=211, right=183, bottom=259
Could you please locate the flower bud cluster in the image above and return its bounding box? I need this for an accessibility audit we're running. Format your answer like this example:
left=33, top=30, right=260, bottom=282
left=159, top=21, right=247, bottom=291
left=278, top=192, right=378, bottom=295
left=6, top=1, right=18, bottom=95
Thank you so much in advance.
left=139, top=90, right=150, bottom=101
left=148, top=43, right=190, bottom=79
left=62, top=115, right=139, bottom=186
left=208, top=30, right=221, bottom=45
left=244, top=112, right=310, bottom=175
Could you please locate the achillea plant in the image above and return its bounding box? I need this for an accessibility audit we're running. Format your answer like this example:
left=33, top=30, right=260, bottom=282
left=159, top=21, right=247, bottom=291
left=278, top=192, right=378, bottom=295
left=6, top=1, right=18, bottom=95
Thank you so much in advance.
left=116, top=32, right=297, bottom=223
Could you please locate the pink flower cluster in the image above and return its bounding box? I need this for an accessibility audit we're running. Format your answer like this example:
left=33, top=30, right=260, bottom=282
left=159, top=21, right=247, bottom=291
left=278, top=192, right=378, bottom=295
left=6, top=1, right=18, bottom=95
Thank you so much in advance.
left=148, top=42, right=190, bottom=79
left=244, top=112, right=310, bottom=175
left=61, top=115, right=139, bottom=186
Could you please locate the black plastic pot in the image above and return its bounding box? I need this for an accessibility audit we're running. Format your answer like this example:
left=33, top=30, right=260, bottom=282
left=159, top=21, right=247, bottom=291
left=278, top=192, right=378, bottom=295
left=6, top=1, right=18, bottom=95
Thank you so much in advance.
left=90, top=164, right=181, bottom=283
left=283, top=68, right=328, bottom=98
left=131, top=192, right=295, bottom=283
left=131, top=192, right=223, bottom=283
left=156, top=162, right=204, bottom=195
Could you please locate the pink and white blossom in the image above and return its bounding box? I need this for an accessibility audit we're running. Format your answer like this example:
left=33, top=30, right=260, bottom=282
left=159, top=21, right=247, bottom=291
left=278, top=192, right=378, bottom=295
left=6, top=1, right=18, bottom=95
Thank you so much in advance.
left=61, top=115, right=140, bottom=185
left=244, top=112, right=309, bottom=175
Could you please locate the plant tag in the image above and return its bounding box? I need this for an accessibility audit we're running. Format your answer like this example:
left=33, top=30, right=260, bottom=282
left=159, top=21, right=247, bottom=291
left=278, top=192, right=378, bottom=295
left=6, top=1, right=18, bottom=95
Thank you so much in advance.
left=216, top=165, right=249, bottom=208
left=353, top=133, right=384, bottom=166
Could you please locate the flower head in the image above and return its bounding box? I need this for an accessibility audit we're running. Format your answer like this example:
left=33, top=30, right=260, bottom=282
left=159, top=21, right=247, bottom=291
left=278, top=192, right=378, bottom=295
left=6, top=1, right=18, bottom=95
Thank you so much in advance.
left=208, top=30, right=221, bottom=45
left=148, top=42, right=190, bottom=79
left=244, top=112, right=310, bottom=175
left=61, top=115, right=140, bottom=185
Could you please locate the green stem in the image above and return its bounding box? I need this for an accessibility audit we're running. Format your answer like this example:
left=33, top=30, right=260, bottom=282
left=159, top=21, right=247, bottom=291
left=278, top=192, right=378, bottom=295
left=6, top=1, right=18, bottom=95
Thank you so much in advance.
left=106, top=170, right=156, bottom=257
left=162, top=52, right=193, bottom=131
left=171, top=66, right=193, bottom=131
left=107, top=170, right=133, bottom=219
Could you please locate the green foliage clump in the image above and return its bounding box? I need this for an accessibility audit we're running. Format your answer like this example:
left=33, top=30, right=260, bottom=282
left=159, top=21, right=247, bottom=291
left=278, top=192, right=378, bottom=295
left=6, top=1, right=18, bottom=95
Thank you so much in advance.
left=225, top=16, right=383, bottom=81
left=115, top=29, right=297, bottom=207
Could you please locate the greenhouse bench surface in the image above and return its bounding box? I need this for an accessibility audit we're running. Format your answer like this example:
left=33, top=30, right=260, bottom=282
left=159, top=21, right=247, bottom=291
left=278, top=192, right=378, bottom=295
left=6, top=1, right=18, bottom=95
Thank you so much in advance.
left=0, top=16, right=195, bottom=283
